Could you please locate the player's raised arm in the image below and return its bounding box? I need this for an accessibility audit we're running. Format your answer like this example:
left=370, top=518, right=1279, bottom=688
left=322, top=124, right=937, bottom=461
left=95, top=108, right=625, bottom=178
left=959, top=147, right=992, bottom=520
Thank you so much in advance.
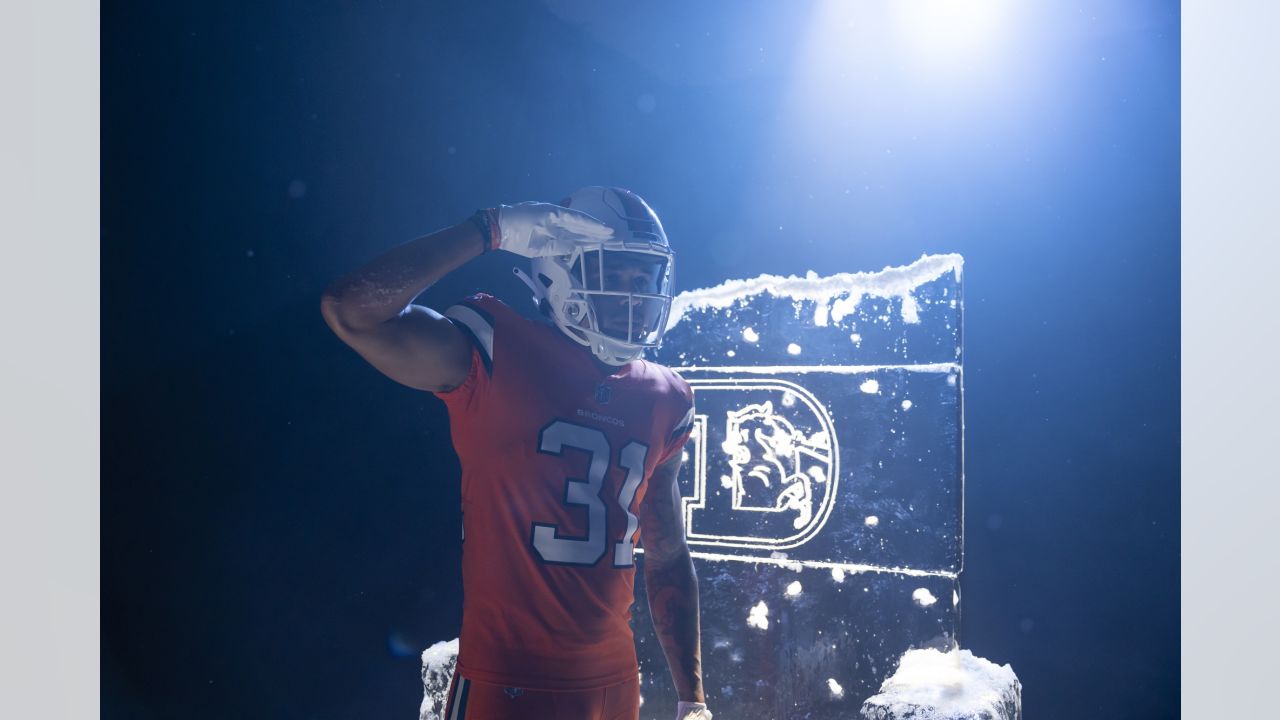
left=320, top=219, right=483, bottom=392
left=638, top=447, right=713, bottom=719
left=319, top=203, right=613, bottom=392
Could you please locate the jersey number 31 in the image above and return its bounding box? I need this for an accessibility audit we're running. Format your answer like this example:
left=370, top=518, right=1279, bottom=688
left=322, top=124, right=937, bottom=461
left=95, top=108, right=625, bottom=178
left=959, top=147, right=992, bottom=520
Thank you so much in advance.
left=531, top=420, right=648, bottom=568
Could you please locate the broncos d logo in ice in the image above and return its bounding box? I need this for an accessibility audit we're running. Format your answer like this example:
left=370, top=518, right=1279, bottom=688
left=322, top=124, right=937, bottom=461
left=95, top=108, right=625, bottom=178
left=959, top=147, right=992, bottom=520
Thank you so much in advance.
left=720, top=400, right=831, bottom=530
left=677, top=379, right=838, bottom=553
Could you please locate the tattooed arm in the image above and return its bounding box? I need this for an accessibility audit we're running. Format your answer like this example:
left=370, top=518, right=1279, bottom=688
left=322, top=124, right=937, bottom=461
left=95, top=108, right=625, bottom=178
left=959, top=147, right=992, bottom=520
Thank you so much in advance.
left=638, top=448, right=706, bottom=704
left=320, top=203, right=613, bottom=393
left=319, top=220, right=482, bottom=392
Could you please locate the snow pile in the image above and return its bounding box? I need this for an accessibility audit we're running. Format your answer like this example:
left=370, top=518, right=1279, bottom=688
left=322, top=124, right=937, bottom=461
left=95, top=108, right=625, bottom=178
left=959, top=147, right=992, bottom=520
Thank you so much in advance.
left=419, top=638, right=459, bottom=720
left=860, top=648, right=1021, bottom=720
left=666, top=253, right=963, bottom=331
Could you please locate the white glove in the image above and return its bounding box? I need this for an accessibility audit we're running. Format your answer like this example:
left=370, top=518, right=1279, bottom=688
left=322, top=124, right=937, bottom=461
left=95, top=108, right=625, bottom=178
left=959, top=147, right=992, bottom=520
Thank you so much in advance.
left=676, top=701, right=712, bottom=720
left=495, top=202, right=613, bottom=258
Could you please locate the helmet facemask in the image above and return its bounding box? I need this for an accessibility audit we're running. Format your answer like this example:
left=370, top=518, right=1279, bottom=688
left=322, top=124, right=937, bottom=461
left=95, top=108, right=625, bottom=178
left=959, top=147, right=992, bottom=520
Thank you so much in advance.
left=531, top=242, right=674, bottom=366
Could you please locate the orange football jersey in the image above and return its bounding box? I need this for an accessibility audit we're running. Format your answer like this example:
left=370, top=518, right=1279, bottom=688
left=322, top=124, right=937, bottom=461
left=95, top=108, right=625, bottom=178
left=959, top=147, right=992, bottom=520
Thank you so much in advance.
left=433, top=294, right=695, bottom=691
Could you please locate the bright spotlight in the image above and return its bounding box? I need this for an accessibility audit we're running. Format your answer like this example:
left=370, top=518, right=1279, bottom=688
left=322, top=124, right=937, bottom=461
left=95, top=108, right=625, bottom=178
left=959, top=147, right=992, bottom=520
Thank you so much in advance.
left=892, top=0, right=1010, bottom=61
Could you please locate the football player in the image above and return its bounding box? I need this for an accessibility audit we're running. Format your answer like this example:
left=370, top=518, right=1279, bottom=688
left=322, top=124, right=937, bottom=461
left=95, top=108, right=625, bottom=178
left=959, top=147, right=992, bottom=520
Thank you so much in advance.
left=321, top=187, right=711, bottom=720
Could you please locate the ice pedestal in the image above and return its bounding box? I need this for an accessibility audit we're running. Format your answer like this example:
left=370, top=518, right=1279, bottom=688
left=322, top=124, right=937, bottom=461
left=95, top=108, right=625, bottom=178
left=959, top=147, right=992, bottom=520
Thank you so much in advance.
left=858, top=649, right=1021, bottom=720
left=419, top=639, right=458, bottom=720
left=633, top=254, right=966, bottom=720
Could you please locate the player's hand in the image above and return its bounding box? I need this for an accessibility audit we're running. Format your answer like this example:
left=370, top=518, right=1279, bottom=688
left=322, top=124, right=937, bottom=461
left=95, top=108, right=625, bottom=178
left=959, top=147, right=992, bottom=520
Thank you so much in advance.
left=495, top=201, right=614, bottom=258
left=676, top=701, right=712, bottom=720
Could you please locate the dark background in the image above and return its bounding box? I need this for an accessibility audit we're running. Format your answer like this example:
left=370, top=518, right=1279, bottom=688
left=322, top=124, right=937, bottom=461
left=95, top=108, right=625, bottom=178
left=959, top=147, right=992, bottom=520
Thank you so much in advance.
left=102, top=1, right=1179, bottom=718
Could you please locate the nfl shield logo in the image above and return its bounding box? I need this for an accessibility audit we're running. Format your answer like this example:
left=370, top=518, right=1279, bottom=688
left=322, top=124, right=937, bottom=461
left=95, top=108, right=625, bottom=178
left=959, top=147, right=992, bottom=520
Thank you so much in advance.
left=594, top=383, right=611, bottom=405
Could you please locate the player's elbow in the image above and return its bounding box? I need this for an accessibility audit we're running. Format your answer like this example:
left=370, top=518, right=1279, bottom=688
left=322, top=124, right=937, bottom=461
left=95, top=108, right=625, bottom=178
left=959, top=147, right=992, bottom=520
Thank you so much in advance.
left=320, top=290, right=358, bottom=338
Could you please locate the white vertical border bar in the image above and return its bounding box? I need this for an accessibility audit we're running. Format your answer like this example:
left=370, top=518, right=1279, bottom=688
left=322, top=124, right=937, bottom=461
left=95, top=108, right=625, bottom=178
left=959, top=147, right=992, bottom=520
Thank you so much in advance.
left=0, top=0, right=100, bottom=718
left=1184, top=0, right=1280, bottom=716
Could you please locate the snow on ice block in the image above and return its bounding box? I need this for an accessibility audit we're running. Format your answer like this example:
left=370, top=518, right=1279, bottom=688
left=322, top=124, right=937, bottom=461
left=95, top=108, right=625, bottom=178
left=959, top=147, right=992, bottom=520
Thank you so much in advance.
left=419, top=639, right=458, bottom=720
left=859, top=649, right=1021, bottom=720
left=632, top=254, right=965, bottom=719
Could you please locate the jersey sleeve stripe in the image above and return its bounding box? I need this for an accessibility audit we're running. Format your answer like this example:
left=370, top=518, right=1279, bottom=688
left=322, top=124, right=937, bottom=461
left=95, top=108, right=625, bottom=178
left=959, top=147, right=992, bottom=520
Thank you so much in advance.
left=669, top=405, right=695, bottom=442
left=445, top=304, right=495, bottom=374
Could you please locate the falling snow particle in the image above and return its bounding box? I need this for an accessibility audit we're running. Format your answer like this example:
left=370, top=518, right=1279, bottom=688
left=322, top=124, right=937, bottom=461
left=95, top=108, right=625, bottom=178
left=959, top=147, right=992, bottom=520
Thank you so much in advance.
left=827, top=678, right=845, bottom=698
left=912, top=588, right=938, bottom=607
left=786, top=343, right=802, bottom=355
left=860, top=379, right=880, bottom=394
left=785, top=581, right=802, bottom=597
left=747, top=601, right=770, bottom=630
left=831, top=568, right=846, bottom=583
left=865, top=515, right=880, bottom=527
left=742, top=327, right=760, bottom=343
left=726, top=349, right=736, bottom=358
left=901, top=400, right=913, bottom=410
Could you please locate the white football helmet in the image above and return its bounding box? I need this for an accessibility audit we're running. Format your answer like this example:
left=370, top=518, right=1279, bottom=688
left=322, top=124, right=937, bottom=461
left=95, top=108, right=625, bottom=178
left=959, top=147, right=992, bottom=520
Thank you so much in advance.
left=521, top=186, right=676, bottom=366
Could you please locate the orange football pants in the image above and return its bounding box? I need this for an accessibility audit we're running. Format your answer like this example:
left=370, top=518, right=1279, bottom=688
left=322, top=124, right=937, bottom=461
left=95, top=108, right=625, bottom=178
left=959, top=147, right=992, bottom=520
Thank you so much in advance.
left=441, top=671, right=641, bottom=720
